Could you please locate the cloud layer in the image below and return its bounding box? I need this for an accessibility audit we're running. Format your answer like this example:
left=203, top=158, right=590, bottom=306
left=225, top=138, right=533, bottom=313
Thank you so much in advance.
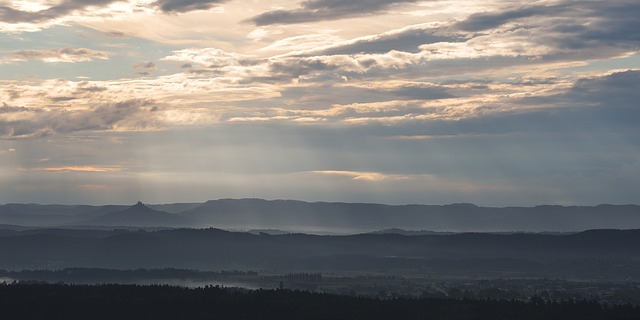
left=153, top=0, right=227, bottom=13
left=2, top=48, right=109, bottom=63
left=248, top=0, right=417, bottom=25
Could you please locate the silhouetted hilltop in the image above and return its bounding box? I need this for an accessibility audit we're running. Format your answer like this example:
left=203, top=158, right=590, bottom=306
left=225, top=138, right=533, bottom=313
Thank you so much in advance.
left=82, top=202, right=183, bottom=227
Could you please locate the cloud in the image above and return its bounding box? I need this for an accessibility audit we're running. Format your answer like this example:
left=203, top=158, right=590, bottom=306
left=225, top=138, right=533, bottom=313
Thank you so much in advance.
left=233, top=82, right=454, bottom=115
left=103, top=31, right=130, bottom=38
left=161, top=47, right=250, bottom=68
left=153, top=0, right=227, bottom=13
left=0, top=0, right=228, bottom=32
left=0, top=147, right=16, bottom=154
left=454, top=5, right=565, bottom=32
left=0, top=102, right=36, bottom=114
left=168, top=1, right=639, bottom=87
left=0, top=0, right=120, bottom=24
left=423, top=70, right=640, bottom=136
left=134, top=61, right=157, bottom=76
left=219, top=69, right=640, bottom=139
left=310, top=23, right=461, bottom=56
left=299, top=171, right=511, bottom=197
left=239, top=51, right=421, bottom=84
left=3, top=2, right=639, bottom=139
left=0, top=99, right=159, bottom=139
left=306, top=170, right=409, bottom=181
left=74, top=83, right=109, bottom=93
left=453, top=1, right=640, bottom=52
left=162, top=47, right=418, bottom=84
left=248, top=0, right=417, bottom=26
left=259, top=34, right=345, bottom=53
left=563, top=70, right=640, bottom=108
left=153, top=1, right=640, bottom=90
left=33, top=166, right=123, bottom=172
left=2, top=48, right=109, bottom=63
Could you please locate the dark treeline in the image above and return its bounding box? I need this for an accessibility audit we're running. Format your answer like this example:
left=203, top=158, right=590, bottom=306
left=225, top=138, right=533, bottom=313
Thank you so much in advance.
left=1, top=284, right=639, bottom=320
left=0, top=268, right=255, bottom=283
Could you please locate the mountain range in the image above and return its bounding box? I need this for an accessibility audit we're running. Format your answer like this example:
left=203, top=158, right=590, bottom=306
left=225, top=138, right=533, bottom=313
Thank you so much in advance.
left=1, top=199, right=640, bottom=232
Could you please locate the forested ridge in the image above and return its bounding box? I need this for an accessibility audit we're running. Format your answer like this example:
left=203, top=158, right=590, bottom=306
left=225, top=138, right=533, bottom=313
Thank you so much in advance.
left=1, top=284, right=639, bottom=320
left=2, top=228, right=640, bottom=280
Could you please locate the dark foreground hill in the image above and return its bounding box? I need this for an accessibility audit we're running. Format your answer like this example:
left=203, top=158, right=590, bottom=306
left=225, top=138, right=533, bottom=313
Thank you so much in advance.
left=1, top=284, right=638, bottom=320
left=1, top=227, right=640, bottom=280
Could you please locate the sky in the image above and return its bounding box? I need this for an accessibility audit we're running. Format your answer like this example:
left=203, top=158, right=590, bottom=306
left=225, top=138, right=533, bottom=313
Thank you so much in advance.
left=0, top=0, right=639, bottom=206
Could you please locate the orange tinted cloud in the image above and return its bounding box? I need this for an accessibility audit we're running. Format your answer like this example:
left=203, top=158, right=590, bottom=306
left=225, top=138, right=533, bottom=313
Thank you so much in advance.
left=38, top=166, right=123, bottom=173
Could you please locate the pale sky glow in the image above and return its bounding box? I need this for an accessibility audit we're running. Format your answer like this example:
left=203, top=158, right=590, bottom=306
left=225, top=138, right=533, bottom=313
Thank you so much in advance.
left=1, top=0, right=639, bottom=205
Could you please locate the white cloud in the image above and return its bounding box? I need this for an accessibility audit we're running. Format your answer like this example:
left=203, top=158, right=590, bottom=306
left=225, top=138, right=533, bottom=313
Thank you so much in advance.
left=259, top=33, right=344, bottom=53
left=161, top=47, right=247, bottom=66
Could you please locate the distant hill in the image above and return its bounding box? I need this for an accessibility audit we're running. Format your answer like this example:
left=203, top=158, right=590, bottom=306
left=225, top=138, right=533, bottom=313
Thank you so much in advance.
left=367, top=228, right=456, bottom=236
left=147, top=203, right=203, bottom=214
left=0, top=204, right=126, bottom=226
left=82, top=202, right=184, bottom=227
left=1, top=199, right=640, bottom=232
left=180, top=199, right=640, bottom=232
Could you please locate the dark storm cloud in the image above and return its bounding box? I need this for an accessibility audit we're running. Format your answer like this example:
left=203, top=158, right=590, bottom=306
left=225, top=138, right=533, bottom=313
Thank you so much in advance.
left=389, top=70, right=640, bottom=138
left=454, top=5, right=567, bottom=32
left=564, top=71, right=640, bottom=108
left=454, top=0, right=640, bottom=50
left=153, top=0, right=228, bottom=13
left=248, top=0, right=417, bottom=26
left=553, top=2, right=640, bottom=49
